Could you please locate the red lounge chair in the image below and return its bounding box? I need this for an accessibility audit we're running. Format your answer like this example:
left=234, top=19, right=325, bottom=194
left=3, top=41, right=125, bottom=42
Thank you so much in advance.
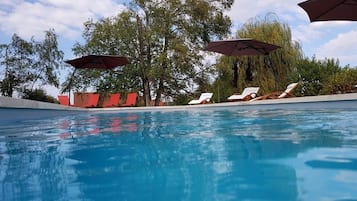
left=121, top=93, right=138, bottom=107
left=102, top=93, right=121, bottom=107
left=82, top=94, right=100, bottom=108
left=58, top=95, right=72, bottom=106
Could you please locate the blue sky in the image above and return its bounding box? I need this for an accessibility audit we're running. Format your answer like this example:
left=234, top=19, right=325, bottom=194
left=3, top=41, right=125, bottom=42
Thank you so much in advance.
left=1, top=0, right=357, bottom=97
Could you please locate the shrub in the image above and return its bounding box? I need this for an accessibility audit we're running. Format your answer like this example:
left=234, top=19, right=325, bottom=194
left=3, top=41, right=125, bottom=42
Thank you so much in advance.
left=322, top=68, right=357, bottom=94
left=21, top=88, right=58, bottom=103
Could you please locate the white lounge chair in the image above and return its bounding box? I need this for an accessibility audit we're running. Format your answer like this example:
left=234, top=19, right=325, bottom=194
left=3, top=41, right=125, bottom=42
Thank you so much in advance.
left=251, top=83, right=298, bottom=101
left=278, top=82, right=299, bottom=98
left=227, top=87, right=260, bottom=101
left=188, top=93, right=213, bottom=105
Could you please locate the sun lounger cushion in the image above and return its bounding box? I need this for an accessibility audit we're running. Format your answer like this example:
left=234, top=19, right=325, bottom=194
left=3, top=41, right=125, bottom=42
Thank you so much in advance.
left=227, top=87, right=260, bottom=101
left=188, top=93, right=213, bottom=105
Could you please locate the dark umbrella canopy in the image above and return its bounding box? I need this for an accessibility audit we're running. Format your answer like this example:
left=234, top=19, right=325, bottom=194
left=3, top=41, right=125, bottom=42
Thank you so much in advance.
left=298, top=0, right=357, bottom=22
left=205, top=38, right=281, bottom=88
left=62, top=55, right=130, bottom=101
left=204, top=38, right=281, bottom=56
left=65, top=55, right=130, bottom=69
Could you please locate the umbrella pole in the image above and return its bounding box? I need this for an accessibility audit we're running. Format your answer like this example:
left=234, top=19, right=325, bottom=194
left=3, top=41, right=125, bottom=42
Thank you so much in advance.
left=232, top=60, right=238, bottom=88
left=68, top=69, right=76, bottom=106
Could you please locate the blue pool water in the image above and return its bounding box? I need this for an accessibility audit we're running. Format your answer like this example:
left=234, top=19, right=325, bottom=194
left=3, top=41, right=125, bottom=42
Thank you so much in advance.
left=1, top=107, right=357, bottom=201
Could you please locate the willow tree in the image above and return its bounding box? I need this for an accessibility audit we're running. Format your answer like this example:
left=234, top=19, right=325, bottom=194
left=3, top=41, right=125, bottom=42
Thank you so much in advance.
left=213, top=15, right=303, bottom=98
left=69, top=0, right=233, bottom=106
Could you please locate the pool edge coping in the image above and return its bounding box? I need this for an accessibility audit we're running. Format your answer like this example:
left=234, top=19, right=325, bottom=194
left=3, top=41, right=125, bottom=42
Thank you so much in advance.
left=2, top=93, right=356, bottom=112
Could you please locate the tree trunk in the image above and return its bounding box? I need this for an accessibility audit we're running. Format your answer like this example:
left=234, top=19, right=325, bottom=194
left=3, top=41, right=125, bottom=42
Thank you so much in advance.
left=143, top=77, right=151, bottom=106
left=155, top=78, right=164, bottom=106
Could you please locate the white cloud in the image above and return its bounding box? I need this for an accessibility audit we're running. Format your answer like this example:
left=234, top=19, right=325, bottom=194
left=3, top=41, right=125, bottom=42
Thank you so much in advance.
left=0, top=0, right=356, bottom=68
left=293, top=24, right=324, bottom=44
left=43, top=84, right=61, bottom=98
left=227, top=0, right=309, bottom=44
left=316, top=30, right=357, bottom=66
left=226, top=0, right=357, bottom=66
left=0, top=0, right=127, bottom=40
left=227, top=0, right=302, bottom=24
left=0, top=0, right=356, bottom=97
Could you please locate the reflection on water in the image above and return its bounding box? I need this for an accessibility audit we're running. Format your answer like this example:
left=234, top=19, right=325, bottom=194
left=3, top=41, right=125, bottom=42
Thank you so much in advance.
left=306, top=157, right=357, bottom=170
left=0, top=109, right=357, bottom=200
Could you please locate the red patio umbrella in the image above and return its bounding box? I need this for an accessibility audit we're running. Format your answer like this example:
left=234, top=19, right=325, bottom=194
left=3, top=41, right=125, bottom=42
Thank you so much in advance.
left=298, top=0, right=357, bottom=22
left=204, top=38, right=281, bottom=88
left=65, top=55, right=130, bottom=69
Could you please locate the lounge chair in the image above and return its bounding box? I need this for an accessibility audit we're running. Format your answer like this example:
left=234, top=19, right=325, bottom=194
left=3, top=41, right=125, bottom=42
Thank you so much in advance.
left=227, top=87, right=260, bottom=101
left=82, top=93, right=100, bottom=108
left=121, top=92, right=138, bottom=107
left=58, top=95, right=73, bottom=106
left=188, top=93, right=213, bottom=105
left=102, top=93, right=121, bottom=107
left=252, top=83, right=298, bottom=101
left=278, top=83, right=299, bottom=98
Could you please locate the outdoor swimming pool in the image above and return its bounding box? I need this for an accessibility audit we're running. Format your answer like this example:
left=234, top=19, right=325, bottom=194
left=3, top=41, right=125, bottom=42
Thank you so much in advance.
left=1, top=106, right=357, bottom=201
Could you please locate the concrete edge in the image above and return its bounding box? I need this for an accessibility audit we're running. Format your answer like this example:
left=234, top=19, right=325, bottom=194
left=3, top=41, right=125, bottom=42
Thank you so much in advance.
left=0, top=96, right=86, bottom=111
left=88, top=93, right=357, bottom=113
left=1, top=93, right=357, bottom=113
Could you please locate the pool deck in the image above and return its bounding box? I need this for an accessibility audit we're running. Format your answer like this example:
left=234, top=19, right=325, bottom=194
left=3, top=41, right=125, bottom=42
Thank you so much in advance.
left=0, top=96, right=87, bottom=111
left=0, top=96, right=87, bottom=122
left=1, top=93, right=357, bottom=113
left=88, top=93, right=357, bottom=113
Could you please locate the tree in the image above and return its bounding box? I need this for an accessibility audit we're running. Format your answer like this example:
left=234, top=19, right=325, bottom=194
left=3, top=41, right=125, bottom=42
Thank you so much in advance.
left=212, top=14, right=303, bottom=100
left=30, top=29, right=64, bottom=90
left=291, top=57, right=341, bottom=96
left=69, top=0, right=233, bottom=106
left=0, top=34, right=33, bottom=97
left=0, top=30, right=63, bottom=98
left=322, top=67, right=357, bottom=94
left=211, top=56, right=237, bottom=102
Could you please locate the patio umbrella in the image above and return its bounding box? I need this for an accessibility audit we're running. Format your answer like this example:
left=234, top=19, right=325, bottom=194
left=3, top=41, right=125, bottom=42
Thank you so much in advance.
left=65, top=55, right=130, bottom=70
left=204, top=38, right=281, bottom=88
left=63, top=55, right=130, bottom=104
left=205, top=38, right=281, bottom=56
left=298, top=0, right=357, bottom=22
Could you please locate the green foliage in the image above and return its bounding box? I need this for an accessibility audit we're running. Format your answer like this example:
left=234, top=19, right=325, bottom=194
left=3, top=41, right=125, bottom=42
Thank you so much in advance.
left=0, top=70, right=19, bottom=97
left=0, top=34, right=33, bottom=97
left=211, top=56, right=236, bottom=102
left=193, top=70, right=212, bottom=94
left=211, top=15, right=303, bottom=100
left=291, top=57, right=340, bottom=96
left=69, top=0, right=233, bottom=106
left=0, top=30, right=63, bottom=97
left=235, top=15, right=303, bottom=93
left=31, top=29, right=64, bottom=88
left=173, top=93, right=192, bottom=105
left=322, top=67, right=357, bottom=94
left=21, top=88, right=58, bottom=103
